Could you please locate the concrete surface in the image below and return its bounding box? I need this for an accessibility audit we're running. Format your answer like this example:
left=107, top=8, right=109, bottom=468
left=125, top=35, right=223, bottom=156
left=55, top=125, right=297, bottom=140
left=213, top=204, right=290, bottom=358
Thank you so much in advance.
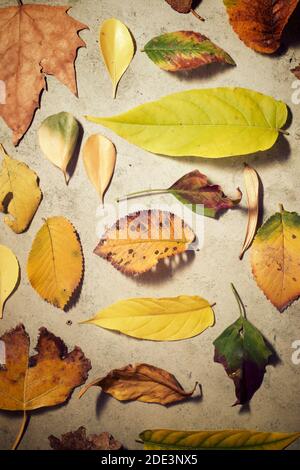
left=1, top=0, right=300, bottom=451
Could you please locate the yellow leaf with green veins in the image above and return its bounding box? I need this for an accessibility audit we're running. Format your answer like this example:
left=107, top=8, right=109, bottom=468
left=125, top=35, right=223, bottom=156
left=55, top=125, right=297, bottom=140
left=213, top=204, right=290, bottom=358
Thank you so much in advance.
left=251, top=206, right=300, bottom=312
left=139, top=429, right=300, bottom=450
left=82, top=295, right=215, bottom=341
left=86, top=87, right=287, bottom=158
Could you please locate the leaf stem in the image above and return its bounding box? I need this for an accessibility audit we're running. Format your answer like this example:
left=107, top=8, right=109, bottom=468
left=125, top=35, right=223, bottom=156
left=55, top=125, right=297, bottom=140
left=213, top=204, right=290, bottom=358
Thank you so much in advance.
left=17, top=0, right=23, bottom=5
left=12, top=410, right=29, bottom=450
left=231, top=283, right=247, bottom=319
left=191, top=9, right=205, bottom=21
left=117, top=188, right=170, bottom=202
left=279, top=203, right=285, bottom=213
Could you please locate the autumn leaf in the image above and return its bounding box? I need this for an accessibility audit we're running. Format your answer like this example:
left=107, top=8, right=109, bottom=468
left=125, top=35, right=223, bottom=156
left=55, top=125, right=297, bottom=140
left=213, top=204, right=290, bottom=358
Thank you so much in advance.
left=0, top=145, right=42, bottom=233
left=82, top=295, right=214, bottom=341
left=0, top=4, right=87, bottom=145
left=239, top=164, right=260, bottom=259
left=223, top=0, right=299, bottom=54
left=251, top=205, right=300, bottom=312
left=94, top=210, right=195, bottom=275
left=139, top=429, right=300, bottom=450
left=213, top=285, right=272, bottom=405
left=27, top=217, right=84, bottom=310
left=0, top=245, right=19, bottom=319
left=118, top=170, right=242, bottom=218
left=0, top=324, right=91, bottom=449
left=49, top=427, right=122, bottom=450
left=100, top=18, right=135, bottom=98
left=79, top=364, right=200, bottom=406
left=83, top=134, right=116, bottom=204
left=38, top=112, right=80, bottom=184
left=165, top=0, right=193, bottom=13
left=143, top=32, right=235, bottom=72
left=86, top=88, right=288, bottom=158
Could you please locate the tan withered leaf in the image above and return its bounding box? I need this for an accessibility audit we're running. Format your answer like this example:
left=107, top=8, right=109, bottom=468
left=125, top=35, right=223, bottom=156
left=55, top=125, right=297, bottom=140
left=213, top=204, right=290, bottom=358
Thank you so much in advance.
left=223, top=0, right=299, bottom=54
left=79, top=363, right=200, bottom=406
left=239, top=164, right=260, bottom=259
left=0, top=145, right=42, bottom=233
left=95, top=210, right=195, bottom=275
left=0, top=4, right=87, bottom=145
left=0, top=324, right=91, bottom=449
left=49, top=427, right=122, bottom=450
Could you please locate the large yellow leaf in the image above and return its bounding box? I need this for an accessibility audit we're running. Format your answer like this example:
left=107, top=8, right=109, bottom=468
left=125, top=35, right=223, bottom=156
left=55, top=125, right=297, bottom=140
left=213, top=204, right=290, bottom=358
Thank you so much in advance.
left=0, top=145, right=42, bottom=233
left=0, top=245, right=19, bottom=319
left=94, top=210, right=195, bottom=275
left=27, top=216, right=83, bottom=310
left=86, top=88, right=288, bottom=158
left=139, top=429, right=300, bottom=450
left=82, top=295, right=215, bottom=341
left=100, top=18, right=135, bottom=98
left=251, top=206, right=300, bottom=312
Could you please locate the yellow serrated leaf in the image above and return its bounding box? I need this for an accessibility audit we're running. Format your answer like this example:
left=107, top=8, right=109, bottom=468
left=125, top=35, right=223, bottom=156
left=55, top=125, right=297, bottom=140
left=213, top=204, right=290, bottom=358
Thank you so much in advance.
left=82, top=134, right=116, bottom=204
left=0, top=245, right=19, bottom=319
left=100, top=18, right=135, bottom=98
left=27, top=216, right=83, bottom=310
left=139, top=429, right=300, bottom=450
left=251, top=206, right=300, bottom=312
left=82, top=295, right=215, bottom=341
left=0, top=145, right=42, bottom=233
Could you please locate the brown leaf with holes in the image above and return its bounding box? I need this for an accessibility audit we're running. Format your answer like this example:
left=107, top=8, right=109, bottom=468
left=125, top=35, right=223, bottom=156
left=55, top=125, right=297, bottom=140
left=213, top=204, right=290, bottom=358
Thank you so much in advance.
left=0, top=4, right=87, bottom=145
left=94, top=210, right=195, bottom=275
left=49, top=427, right=122, bottom=450
left=79, top=363, right=200, bottom=406
left=223, top=0, right=299, bottom=53
left=165, top=0, right=193, bottom=13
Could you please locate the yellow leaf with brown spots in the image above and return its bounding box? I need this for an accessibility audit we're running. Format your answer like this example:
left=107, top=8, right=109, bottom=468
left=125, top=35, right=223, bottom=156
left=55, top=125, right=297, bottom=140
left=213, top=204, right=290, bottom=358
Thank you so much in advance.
left=94, top=210, right=195, bottom=275
left=0, top=4, right=87, bottom=145
left=27, top=217, right=83, bottom=310
left=251, top=206, right=300, bottom=312
left=0, top=324, right=91, bottom=449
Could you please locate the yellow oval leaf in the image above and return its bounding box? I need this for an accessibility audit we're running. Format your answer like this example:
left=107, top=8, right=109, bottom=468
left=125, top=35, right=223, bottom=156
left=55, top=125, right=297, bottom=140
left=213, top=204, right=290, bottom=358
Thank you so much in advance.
left=100, top=18, right=135, bottom=98
left=38, top=112, right=80, bottom=184
left=251, top=206, right=300, bottom=312
left=0, top=145, right=42, bottom=233
left=82, top=295, right=215, bottom=341
left=27, top=216, right=83, bottom=310
left=83, top=134, right=116, bottom=204
left=94, top=210, right=195, bottom=275
left=139, top=429, right=300, bottom=450
left=0, top=245, right=19, bottom=319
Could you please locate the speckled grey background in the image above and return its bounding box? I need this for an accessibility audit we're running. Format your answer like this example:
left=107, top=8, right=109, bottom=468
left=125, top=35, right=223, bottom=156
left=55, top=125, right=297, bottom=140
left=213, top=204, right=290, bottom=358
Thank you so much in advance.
left=0, top=0, right=300, bottom=451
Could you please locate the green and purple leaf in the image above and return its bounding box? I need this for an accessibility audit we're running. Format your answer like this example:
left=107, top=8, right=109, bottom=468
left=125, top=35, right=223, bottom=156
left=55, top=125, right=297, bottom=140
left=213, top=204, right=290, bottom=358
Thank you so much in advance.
left=213, top=285, right=273, bottom=405
left=143, top=31, right=235, bottom=72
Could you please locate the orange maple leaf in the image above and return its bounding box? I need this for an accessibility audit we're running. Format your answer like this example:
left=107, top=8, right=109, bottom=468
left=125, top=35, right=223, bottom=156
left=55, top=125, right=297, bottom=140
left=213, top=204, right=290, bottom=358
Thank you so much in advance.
left=0, top=4, right=88, bottom=145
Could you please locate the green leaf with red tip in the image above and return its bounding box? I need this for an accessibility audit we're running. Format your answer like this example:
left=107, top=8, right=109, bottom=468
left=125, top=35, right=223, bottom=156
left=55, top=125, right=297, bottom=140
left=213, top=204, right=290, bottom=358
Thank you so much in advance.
left=213, top=285, right=272, bottom=405
left=143, top=31, right=235, bottom=72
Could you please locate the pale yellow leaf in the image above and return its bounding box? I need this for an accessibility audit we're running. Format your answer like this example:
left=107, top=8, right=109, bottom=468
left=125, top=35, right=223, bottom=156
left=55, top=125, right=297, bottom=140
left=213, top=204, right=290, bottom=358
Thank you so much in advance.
left=239, top=163, right=260, bottom=259
left=100, top=18, right=135, bottom=98
left=27, top=216, right=83, bottom=310
left=82, top=295, right=215, bottom=341
left=38, top=112, right=80, bottom=184
left=0, top=145, right=42, bottom=233
left=83, top=134, right=116, bottom=204
left=0, top=245, right=19, bottom=319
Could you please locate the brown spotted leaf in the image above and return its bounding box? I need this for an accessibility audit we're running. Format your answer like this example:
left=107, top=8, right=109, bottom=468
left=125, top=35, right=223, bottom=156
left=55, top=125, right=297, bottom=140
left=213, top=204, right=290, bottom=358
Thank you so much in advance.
left=165, top=0, right=193, bottom=14
left=79, top=363, right=200, bottom=405
left=49, top=427, right=122, bottom=450
left=223, top=0, right=299, bottom=53
left=94, top=210, right=195, bottom=275
left=0, top=4, right=87, bottom=145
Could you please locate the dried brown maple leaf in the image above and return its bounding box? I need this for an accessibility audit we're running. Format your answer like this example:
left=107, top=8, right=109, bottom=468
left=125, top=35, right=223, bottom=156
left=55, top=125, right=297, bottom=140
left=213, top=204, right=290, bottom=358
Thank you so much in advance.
left=0, top=4, right=87, bottom=145
left=94, top=210, right=196, bottom=275
left=49, top=426, right=122, bottom=450
left=79, top=363, right=200, bottom=405
left=0, top=324, right=91, bottom=450
left=224, top=0, right=299, bottom=53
